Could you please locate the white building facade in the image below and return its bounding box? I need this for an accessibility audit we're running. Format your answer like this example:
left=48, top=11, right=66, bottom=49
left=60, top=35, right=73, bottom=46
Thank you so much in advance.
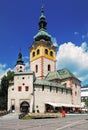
left=8, top=7, right=81, bottom=113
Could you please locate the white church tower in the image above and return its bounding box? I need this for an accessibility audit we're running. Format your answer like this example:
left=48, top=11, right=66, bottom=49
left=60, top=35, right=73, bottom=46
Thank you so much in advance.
left=30, top=6, right=57, bottom=79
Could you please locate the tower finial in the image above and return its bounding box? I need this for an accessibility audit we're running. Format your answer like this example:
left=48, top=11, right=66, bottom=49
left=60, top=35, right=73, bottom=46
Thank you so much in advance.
left=41, top=3, right=44, bottom=14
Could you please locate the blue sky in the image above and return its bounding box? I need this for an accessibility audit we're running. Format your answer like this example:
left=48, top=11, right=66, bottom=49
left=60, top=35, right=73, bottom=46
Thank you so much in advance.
left=0, top=0, right=88, bottom=86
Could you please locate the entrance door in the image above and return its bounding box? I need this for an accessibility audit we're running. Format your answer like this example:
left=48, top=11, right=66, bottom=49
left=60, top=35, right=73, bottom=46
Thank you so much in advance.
left=20, top=101, right=30, bottom=113
left=11, top=105, right=15, bottom=112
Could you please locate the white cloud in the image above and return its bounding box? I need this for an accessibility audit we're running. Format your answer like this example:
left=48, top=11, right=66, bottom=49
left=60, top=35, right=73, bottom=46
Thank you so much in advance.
left=56, top=42, right=88, bottom=86
left=25, top=62, right=29, bottom=71
left=81, top=42, right=88, bottom=52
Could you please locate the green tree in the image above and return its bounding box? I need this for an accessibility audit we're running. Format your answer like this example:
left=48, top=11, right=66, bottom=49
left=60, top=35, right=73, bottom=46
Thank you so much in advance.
left=0, top=70, right=14, bottom=110
left=7, top=70, right=14, bottom=82
left=1, top=75, right=9, bottom=96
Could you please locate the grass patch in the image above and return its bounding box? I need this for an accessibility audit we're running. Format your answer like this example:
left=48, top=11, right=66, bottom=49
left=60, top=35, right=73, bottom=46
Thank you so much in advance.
left=22, top=113, right=62, bottom=120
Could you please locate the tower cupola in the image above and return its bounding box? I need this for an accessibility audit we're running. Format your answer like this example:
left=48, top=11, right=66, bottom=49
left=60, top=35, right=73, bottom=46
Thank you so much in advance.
left=15, top=51, right=25, bottom=72
left=34, top=5, right=51, bottom=41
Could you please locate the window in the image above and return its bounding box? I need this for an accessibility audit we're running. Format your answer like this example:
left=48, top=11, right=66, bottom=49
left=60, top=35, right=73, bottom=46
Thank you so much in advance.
left=48, top=64, right=51, bottom=71
left=42, top=85, right=44, bottom=91
left=18, top=86, right=22, bottom=91
left=50, top=86, right=52, bottom=92
left=12, top=88, right=14, bottom=91
left=37, top=49, right=40, bottom=55
left=25, top=86, right=29, bottom=91
left=20, top=66, right=22, bottom=69
left=11, top=105, right=15, bottom=111
left=22, top=83, right=25, bottom=86
left=22, top=77, right=25, bottom=79
left=75, top=91, right=77, bottom=96
left=45, top=49, right=48, bottom=54
left=61, top=88, right=63, bottom=93
left=32, top=52, right=35, bottom=57
left=50, top=51, right=53, bottom=56
left=71, top=90, right=72, bottom=95
left=63, top=83, right=67, bottom=87
left=35, top=65, right=38, bottom=73
left=75, top=83, right=77, bottom=88
left=56, top=87, right=58, bottom=93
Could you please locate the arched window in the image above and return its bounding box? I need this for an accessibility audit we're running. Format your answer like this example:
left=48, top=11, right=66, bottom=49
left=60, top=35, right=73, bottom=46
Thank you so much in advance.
left=32, top=52, right=35, bottom=57
left=50, top=51, right=53, bottom=56
left=35, top=65, right=38, bottom=73
left=45, top=49, right=48, bottom=55
left=37, top=49, right=40, bottom=55
left=48, top=64, right=51, bottom=71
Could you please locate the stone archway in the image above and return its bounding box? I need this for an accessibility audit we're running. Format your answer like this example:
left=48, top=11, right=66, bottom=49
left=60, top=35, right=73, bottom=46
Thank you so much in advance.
left=20, top=101, right=30, bottom=113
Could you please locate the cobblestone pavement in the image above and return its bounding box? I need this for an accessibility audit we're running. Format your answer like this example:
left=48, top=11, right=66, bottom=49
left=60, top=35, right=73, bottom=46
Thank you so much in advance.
left=0, top=114, right=88, bottom=130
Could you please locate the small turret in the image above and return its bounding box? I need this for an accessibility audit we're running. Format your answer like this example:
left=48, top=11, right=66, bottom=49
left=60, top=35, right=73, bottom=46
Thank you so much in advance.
left=15, top=51, right=25, bottom=72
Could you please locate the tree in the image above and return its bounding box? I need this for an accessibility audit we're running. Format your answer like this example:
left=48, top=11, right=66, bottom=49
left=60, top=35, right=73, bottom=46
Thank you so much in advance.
left=7, top=70, right=14, bottom=82
left=0, top=70, right=14, bottom=110
left=1, top=75, right=9, bottom=96
left=85, top=98, right=88, bottom=109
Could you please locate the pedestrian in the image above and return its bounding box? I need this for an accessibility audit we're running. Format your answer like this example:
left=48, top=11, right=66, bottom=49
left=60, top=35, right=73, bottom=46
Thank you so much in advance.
left=61, top=109, right=66, bottom=117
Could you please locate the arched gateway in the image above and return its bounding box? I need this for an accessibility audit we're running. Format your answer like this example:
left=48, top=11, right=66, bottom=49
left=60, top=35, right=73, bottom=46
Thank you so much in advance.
left=20, top=101, right=30, bottom=113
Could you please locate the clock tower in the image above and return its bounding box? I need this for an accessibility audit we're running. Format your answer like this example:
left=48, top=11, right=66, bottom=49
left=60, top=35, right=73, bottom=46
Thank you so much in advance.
left=30, top=6, right=57, bottom=79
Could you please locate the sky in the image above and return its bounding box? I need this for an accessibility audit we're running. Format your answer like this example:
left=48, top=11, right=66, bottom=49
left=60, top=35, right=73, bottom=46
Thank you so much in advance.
left=0, top=0, right=88, bottom=86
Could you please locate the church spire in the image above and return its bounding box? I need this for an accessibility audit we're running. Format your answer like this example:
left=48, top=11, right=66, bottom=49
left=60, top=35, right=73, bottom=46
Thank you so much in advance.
left=16, top=51, right=24, bottom=65
left=15, top=51, right=25, bottom=72
left=34, top=5, right=51, bottom=41
left=38, top=4, right=47, bottom=30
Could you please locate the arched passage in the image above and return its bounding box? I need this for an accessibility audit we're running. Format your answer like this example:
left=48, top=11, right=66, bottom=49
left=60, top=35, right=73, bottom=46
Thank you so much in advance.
left=20, top=101, right=30, bottom=113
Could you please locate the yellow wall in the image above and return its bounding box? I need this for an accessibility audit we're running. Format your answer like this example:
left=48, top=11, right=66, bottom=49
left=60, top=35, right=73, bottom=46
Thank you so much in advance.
left=30, top=45, right=56, bottom=62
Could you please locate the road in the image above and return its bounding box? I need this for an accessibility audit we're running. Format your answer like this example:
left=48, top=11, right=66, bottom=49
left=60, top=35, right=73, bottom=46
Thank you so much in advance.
left=0, top=113, right=88, bottom=130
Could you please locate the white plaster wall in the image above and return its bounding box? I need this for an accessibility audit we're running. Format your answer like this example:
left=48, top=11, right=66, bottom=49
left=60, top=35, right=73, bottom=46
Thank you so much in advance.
left=34, top=85, right=72, bottom=113
left=8, top=72, right=34, bottom=113
left=30, top=57, right=55, bottom=79
left=58, top=79, right=81, bottom=106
